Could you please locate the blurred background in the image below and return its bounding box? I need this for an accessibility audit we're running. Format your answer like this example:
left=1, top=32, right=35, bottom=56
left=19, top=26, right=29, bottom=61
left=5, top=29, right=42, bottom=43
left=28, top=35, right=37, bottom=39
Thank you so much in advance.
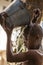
left=0, top=0, right=43, bottom=65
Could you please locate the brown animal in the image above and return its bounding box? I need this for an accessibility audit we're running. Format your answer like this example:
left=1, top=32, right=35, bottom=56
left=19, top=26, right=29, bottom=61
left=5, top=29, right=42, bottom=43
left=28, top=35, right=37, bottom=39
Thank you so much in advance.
left=6, top=9, right=43, bottom=65
left=6, top=21, right=43, bottom=65
left=0, top=1, right=43, bottom=65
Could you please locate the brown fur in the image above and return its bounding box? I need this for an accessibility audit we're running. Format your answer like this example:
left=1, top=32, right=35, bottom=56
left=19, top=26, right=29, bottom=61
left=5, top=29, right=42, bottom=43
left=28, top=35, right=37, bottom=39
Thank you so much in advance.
left=0, top=6, right=43, bottom=65
left=23, top=24, right=42, bottom=49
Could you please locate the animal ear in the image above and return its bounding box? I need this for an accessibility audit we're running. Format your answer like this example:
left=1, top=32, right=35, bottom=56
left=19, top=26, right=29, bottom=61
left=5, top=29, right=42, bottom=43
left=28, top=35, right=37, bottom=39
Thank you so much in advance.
left=33, top=8, right=41, bottom=18
left=31, top=8, right=42, bottom=24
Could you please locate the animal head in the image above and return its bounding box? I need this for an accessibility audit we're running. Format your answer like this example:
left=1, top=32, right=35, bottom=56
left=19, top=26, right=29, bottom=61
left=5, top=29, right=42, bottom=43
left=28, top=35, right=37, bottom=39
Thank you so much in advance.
left=23, top=24, right=43, bottom=49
